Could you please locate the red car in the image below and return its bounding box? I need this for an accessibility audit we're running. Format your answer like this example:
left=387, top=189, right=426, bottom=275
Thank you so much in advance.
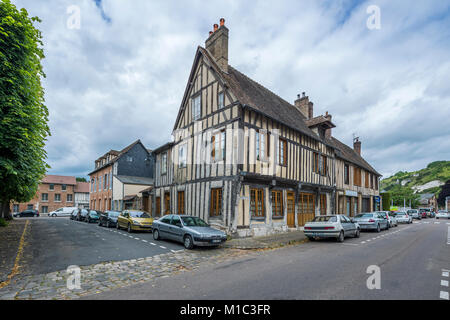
left=419, top=208, right=430, bottom=218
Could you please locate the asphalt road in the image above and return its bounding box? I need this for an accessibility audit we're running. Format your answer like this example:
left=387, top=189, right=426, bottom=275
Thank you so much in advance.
left=85, top=218, right=450, bottom=300
left=18, top=216, right=184, bottom=276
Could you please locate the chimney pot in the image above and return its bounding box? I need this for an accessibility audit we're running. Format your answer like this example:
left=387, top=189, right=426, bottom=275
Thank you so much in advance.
left=220, top=18, right=225, bottom=26
left=213, top=24, right=218, bottom=32
left=205, top=19, right=229, bottom=73
left=302, top=92, right=306, bottom=97
left=209, top=31, right=213, bottom=36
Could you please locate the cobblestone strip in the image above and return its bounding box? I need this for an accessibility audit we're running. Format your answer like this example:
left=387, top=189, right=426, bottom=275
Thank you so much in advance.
left=0, top=248, right=254, bottom=300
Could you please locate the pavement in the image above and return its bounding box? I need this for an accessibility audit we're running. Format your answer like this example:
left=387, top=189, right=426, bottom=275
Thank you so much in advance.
left=224, top=230, right=308, bottom=249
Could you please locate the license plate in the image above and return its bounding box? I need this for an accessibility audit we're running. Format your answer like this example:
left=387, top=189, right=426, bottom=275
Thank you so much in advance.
left=212, top=239, right=221, bottom=243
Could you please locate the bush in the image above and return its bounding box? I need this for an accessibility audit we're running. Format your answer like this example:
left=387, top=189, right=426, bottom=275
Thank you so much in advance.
left=0, top=218, right=9, bottom=227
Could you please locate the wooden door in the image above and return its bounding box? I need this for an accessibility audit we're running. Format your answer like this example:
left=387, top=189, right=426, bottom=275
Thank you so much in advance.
left=164, top=192, right=170, bottom=215
left=297, top=193, right=316, bottom=226
left=287, top=192, right=295, bottom=227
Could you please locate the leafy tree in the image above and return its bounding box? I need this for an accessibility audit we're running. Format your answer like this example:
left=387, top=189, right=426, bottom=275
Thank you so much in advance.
left=381, top=192, right=391, bottom=211
left=437, top=180, right=450, bottom=208
left=76, top=177, right=87, bottom=182
left=0, top=0, right=49, bottom=220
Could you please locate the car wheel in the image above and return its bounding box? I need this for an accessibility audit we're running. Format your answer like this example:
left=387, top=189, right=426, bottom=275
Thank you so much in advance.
left=376, top=224, right=381, bottom=233
left=127, top=223, right=133, bottom=233
left=106, top=221, right=110, bottom=228
left=354, top=229, right=360, bottom=238
left=307, top=237, right=315, bottom=241
left=184, top=235, right=194, bottom=249
left=337, top=231, right=345, bottom=243
left=153, top=229, right=160, bottom=240
left=116, top=222, right=120, bottom=230
left=52, top=213, right=56, bottom=217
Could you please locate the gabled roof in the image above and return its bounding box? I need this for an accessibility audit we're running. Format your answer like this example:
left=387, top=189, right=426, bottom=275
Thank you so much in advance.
left=41, top=175, right=76, bottom=185
left=305, top=115, right=336, bottom=128
left=328, top=137, right=380, bottom=176
left=89, top=140, right=150, bottom=175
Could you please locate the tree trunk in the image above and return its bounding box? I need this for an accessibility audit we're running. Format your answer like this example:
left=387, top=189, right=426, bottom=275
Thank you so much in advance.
left=0, top=201, right=13, bottom=220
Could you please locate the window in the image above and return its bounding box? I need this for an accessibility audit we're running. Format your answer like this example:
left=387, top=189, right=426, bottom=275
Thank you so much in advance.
left=354, top=167, right=361, bottom=186
left=375, top=176, right=379, bottom=190
left=320, top=194, right=327, bottom=215
left=113, top=162, right=118, bottom=175
left=13, top=204, right=19, bottom=212
left=110, top=171, right=113, bottom=189
left=211, top=130, right=226, bottom=162
left=312, top=152, right=319, bottom=173
left=210, top=188, right=222, bottom=217
left=104, top=174, right=108, bottom=189
left=67, top=194, right=73, bottom=202
left=27, top=204, right=33, bottom=210
left=62, top=184, right=67, bottom=191
left=271, top=190, right=283, bottom=218
left=171, top=216, right=182, bottom=227
left=299, top=193, right=315, bottom=215
left=55, top=194, right=61, bottom=202
left=156, top=197, right=161, bottom=216
left=177, top=191, right=185, bottom=214
left=49, top=184, right=54, bottom=191
left=250, top=188, right=265, bottom=218
left=179, top=144, right=187, bottom=168
left=218, top=92, right=224, bottom=109
left=192, top=95, right=201, bottom=120
left=126, top=156, right=133, bottom=162
left=161, top=153, right=167, bottom=174
left=41, top=206, right=48, bottom=214
left=279, top=138, right=287, bottom=166
left=344, top=164, right=350, bottom=185
left=321, top=155, right=327, bottom=176
left=256, top=130, right=269, bottom=161
left=365, top=171, right=370, bottom=188
left=99, top=176, right=102, bottom=191
left=41, top=193, right=48, bottom=201
left=91, top=179, right=94, bottom=192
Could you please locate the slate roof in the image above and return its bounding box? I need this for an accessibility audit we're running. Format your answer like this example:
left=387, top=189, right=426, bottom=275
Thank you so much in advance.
left=115, top=175, right=154, bottom=185
left=41, top=175, right=76, bottom=185
left=305, top=115, right=335, bottom=128
left=328, top=137, right=380, bottom=176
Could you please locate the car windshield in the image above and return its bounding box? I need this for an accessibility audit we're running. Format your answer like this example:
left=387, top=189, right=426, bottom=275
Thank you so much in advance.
left=312, top=216, right=337, bottom=222
left=129, top=211, right=150, bottom=218
left=355, top=213, right=373, bottom=218
left=407, top=210, right=416, bottom=213
left=80, top=209, right=88, bottom=214
left=89, top=210, right=99, bottom=216
left=181, top=216, right=209, bottom=227
left=108, top=211, right=120, bottom=217
left=396, top=213, right=406, bottom=216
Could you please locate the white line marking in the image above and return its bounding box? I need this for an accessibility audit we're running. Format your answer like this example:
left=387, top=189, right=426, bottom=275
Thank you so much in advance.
left=434, top=222, right=440, bottom=224
left=366, top=239, right=371, bottom=242
left=443, top=271, right=449, bottom=277
left=342, top=243, right=358, bottom=246
left=101, top=238, right=105, bottom=241
left=441, top=280, right=449, bottom=287
left=134, top=237, right=140, bottom=240
left=440, top=291, right=449, bottom=300
left=149, top=242, right=156, bottom=246
left=142, top=240, right=148, bottom=243
left=159, top=246, right=167, bottom=249
left=361, top=241, right=366, bottom=244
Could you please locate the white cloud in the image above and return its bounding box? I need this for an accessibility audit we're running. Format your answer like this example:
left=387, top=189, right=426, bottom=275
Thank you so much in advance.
left=10, top=0, right=450, bottom=178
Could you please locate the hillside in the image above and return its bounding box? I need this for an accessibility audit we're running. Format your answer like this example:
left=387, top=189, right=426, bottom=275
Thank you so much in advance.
left=381, top=161, right=450, bottom=196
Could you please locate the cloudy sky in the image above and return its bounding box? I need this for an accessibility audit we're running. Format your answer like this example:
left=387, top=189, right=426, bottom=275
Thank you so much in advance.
left=11, top=0, right=450, bottom=179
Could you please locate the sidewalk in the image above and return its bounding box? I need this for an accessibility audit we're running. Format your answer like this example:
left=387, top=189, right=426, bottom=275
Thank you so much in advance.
left=223, top=230, right=308, bottom=250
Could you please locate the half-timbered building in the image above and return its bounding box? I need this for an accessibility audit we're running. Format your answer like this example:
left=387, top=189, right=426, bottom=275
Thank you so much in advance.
left=153, top=19, right=380, bottom=236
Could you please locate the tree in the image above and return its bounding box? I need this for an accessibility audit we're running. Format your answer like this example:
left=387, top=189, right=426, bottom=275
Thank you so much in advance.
left=437, top=180, right=450, bottom=208
left=76, top=177, right=87, bottom=182
left=0, top=0, right=49, bottom=220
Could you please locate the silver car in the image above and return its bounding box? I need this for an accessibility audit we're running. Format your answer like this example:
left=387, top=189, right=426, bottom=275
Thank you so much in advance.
left=407, top=209, right=421, bottom=220
left=152, top=214, right=227, bottom=249
left=303, top=215, right=360, bottom=242
left=353, top=212, right=389, bottom=232
left=436, top=210, right=450, bottom=219
left=376, top=211, right=397, bottom=227
left=395, top=211, right=412, bottom=224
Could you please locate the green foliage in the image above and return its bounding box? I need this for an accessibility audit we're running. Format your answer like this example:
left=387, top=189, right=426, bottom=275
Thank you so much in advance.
left=381, top=192, right=391, bottom=211
left=0, top=0, right=50, bottom=214
left=76, top=177, right=87, bottom=182
left=437, top=180, right=450, bottom=207
left=0, top=217, right=8, bottom=227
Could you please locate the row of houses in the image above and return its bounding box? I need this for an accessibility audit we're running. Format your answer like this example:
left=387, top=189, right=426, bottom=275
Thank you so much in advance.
left=10, top=175, right=90, bottom=214
left=87, top=19, right=381, bottom=237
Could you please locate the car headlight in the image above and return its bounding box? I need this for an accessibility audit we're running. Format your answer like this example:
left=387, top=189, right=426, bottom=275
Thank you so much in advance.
left=132, top=220, right=140, bottom=225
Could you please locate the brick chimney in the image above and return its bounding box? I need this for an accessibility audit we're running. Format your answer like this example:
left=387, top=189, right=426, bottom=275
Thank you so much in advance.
left=294, top=92, right=314, bottom=119
left=353, top=137, right=361, bottom=155
left=325, top=111, right=332, bottom=139
left=205, top=18, right=228, bottom=73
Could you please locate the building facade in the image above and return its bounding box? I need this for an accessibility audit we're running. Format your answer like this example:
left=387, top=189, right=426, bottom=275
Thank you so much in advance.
left=11, top=175, right=77, bottom=214
left=74, top=181, right=90, bottom=209
left=89, top=140, right=154, bottom=211
left=152, top=19, right=382, bottom=237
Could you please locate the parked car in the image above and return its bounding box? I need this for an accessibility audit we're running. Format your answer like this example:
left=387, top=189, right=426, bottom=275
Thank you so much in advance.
left=394, top=211, right=412, bottom=224
left=98, top=210, right=120, bottom=228
left=303, top=215, right=360, bottom=242
left=49, top=207, right=78, bottom=217
left=116, top=210, right=154, bottom=233
left=407, top=209, right=421, bottom=220
left=85, top=210, right=101, bottom=223
left=436, top=210, right=450, bottom=219
left=152, top=214, right=228, bottom=249
left=70, top=209, right=79, bottom=220
left=419, top=208, right=430, bottom=219
left=376, top=211, right=395, bottom=228
left=75, top=208, right=89, bottom=221
left=17, top=209, right=39, bottom=217
left=353, top=212, right=389, bottom=232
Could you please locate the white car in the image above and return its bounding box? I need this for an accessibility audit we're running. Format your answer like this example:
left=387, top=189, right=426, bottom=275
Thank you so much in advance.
left=304, top=215, right=361, bottom=242
left=48, top=207, right=78, bottom=217
left=436, top=210, right=450, bottom=219
left=394, top=212, right=412, bottom=224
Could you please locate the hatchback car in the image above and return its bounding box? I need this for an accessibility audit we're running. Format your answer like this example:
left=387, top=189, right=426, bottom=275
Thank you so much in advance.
left=353, top=212, right=389, bottom=232
left=436, top=210, right=450, bottom=219
left=85, top=210, right=101, bottom=223
left=394, top=211, right=412, bottom=224
left=419, top=208, right=430, bottom=219
left=117, top=210, right=154, bottom=233
left=407, top=209, right=421, bottom=220
left=303, top=215, right=360, bottom=242
left=17, top=209, right=39, bottom=217
left=98, top=210, right=120, bottom=228
left=152, top=214, right=228, bottom=249
left=376, top=211, right=396, bottom=228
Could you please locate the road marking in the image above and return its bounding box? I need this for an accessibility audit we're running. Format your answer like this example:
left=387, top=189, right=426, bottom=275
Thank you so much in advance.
left=441, top=280, right=449, bottom=287
left=101, top=238, right=106, bottom=241
left=142, top=240, right=148, bottom=243
left=443, top=271, right=449, bottom=277
left=434, top=222, right=440, bottom=224
left=366, top=239, right=371, bottom=242
left=149, top=242, right=156, bottom=246
left=447, top=226, right=450, bottom=245
left=440, top=291, right=449, bottom=300
left=361, top=241, right=366, bottom=244
left=342, top=243, right=358, bottom=246
left=134, top=237, right=140, bottom=240
left=159, top=246, right=167, bottom=249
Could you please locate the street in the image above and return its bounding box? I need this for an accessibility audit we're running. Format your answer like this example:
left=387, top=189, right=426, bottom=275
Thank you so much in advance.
left=1, top=216, right=449, bottom=300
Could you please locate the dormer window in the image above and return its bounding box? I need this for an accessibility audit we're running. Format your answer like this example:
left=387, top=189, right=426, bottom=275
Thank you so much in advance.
left=126, top=156, right=133, bottom=162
